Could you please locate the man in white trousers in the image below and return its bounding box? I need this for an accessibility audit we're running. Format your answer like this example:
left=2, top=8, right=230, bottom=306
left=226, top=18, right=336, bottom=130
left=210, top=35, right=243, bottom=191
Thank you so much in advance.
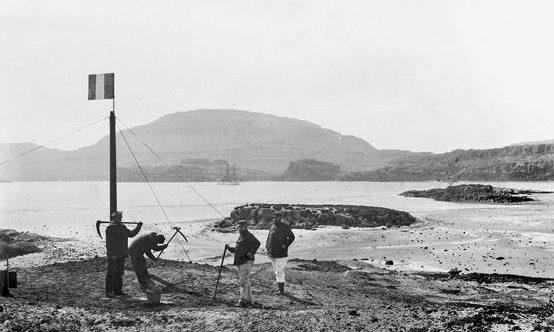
left=265, top=211, right=295, bottom=295
left=226, top=220, right=261, bottom=307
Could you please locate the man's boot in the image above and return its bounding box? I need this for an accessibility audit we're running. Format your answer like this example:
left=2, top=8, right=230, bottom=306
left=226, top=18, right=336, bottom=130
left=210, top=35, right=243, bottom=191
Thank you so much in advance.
left=277, top=282, right=285, bottom=295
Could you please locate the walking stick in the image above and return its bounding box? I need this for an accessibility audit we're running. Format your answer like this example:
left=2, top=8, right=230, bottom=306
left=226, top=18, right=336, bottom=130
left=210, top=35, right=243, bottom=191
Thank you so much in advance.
left=212, top=245, right=227, bottom=300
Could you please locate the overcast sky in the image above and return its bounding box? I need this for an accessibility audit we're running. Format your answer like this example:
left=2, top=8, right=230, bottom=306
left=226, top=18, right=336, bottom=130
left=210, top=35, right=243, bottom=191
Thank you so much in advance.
left=2, top=0, right=554, bottom=153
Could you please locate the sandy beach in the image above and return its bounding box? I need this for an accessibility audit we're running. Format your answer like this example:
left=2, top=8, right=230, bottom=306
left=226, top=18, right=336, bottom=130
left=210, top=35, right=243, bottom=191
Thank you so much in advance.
left=2, top=245, right=554, bottom=331
left=3, top=182, right=554, bottom=330
left=8, top=202, right=554, bottom=280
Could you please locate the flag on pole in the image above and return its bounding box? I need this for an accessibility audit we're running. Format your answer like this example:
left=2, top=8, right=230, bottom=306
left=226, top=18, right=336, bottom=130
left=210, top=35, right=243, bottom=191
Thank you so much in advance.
left=88, top=73, right=114, bottom=100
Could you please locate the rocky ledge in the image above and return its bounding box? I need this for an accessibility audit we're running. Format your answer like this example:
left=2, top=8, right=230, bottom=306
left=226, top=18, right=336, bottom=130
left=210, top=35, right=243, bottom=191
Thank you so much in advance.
left=213, top=203, right=418, bottom=232
left=400, top=184, right=552, bottom=203
left=0, top=229, right=48, bottom=260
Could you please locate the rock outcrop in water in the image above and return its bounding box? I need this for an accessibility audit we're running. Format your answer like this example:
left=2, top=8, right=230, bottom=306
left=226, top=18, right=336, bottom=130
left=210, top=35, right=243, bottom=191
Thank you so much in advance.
left=400, top=184, right=550, bottom=203
left=213, top=203, right=418, bottom=231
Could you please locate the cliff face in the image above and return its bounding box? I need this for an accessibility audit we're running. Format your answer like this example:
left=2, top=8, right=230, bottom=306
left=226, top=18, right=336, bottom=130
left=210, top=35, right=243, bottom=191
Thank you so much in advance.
left=282, top=159, right=341, bottom=181
left=344, top=144, right=554, bottom=181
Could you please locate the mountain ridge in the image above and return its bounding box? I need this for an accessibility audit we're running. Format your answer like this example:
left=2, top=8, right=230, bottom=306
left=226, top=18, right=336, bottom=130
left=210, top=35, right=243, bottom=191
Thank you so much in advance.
left=6, top=109, right=553, bottom=182
left=344, top=143, right=554, bottom=181
left=0, top=109, right=412, bottom=181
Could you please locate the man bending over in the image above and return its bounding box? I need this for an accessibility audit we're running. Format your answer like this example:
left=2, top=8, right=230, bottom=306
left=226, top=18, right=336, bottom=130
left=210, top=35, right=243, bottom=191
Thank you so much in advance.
left=129, top=232, right=167, bottom=289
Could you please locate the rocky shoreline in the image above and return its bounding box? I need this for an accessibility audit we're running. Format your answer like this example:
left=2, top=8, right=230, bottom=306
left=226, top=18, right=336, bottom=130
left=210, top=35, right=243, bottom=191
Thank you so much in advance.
left=213, top=203, right=419, bottom=232
left=400, top=184, right=552, bottom=203
left=2, top=257, right=553, bottom=331
left=0, top=229, right=48, bottom=260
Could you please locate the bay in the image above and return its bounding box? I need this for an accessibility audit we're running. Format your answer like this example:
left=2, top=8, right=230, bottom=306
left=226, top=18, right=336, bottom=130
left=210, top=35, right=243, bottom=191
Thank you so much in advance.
left=2, top=180, right=554, bottom=229
left=2, top=181, right=554, bottom=276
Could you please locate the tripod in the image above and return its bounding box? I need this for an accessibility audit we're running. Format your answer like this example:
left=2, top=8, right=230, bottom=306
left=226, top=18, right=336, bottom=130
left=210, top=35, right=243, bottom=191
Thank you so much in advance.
left=156, top=226, right=192, bottom=263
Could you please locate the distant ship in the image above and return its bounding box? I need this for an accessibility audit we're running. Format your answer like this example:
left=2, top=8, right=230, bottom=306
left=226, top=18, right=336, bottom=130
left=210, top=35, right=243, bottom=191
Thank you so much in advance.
left=437, top=178, right=459, bottom=186
left=217, top=162, right=239, bottom=185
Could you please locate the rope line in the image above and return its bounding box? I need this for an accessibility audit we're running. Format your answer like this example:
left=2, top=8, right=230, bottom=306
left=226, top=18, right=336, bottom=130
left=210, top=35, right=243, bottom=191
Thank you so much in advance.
left=116, top=117, right=226, bottom=218
left=0, top=116, right=108, bottom=166
left=117, top=124, right=191, bottom=262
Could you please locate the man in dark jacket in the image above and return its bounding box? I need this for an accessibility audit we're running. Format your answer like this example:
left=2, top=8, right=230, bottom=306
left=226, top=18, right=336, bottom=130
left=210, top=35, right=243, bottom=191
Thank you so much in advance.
left=129, top=232, right=168, bottom=289
left=266, top=211, right=295, bottom=295
left=105, top=211, right=142, bottom=297
left=226, top=220, right=261, bottom=307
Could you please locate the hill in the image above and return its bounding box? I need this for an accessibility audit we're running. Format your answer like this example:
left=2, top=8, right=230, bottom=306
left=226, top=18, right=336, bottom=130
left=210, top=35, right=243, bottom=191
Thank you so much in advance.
left=511, top=139, right=554, bottom=146
left=344, top=144, right=554, bottom=181
left=97, top=109, right=405, bottom=173
left=0, top=143, right=103, bottom=181
left=282, top=159, right=341, bottom=181
left=0, top=109, right=412, bottom=181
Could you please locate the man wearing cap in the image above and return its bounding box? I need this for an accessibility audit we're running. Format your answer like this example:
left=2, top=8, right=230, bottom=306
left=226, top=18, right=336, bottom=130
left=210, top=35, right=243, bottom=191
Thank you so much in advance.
left=129, top=232, right=168, bottom=289
left=226, top=220, right=261, bottom=307
left=266, top=211, right=295, bottom=295
left=105, top=211, right=142, bottom=297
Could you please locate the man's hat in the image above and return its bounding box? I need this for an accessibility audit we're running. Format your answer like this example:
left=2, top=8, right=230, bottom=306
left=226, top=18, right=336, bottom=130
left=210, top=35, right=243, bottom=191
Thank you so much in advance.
left=156, top=234, right=166, bottom=243
left=237, top=220, right=248, bottom=226
left=111, top=211, right=123, bottom=218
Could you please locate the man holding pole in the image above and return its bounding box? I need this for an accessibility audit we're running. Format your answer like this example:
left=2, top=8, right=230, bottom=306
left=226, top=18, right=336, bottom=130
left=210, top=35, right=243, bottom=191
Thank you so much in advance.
left=105, top=211, right=142, bottom=298
left=226, top=220, right=260, bottom=307
left=266, top=211, right=295, bottom=295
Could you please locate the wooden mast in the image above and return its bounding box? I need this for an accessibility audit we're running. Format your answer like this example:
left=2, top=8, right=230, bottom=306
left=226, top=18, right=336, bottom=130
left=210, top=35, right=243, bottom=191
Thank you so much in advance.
left=109, top=99, right=117, bottom=220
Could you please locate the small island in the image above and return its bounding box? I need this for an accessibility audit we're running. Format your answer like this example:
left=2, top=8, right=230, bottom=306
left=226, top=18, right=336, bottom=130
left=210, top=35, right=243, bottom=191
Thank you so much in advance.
left=400, top=184, right=552, bottom=203
left=213, top=203, right=419, bottom=232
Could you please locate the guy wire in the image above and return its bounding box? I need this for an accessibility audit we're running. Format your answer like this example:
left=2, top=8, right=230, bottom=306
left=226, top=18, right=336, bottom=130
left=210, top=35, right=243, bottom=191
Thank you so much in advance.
left=0, top=116, right=108, bottom=166
left=116, top=117, right=226, bottom=219
left=117, top=124, right=191, bottom=263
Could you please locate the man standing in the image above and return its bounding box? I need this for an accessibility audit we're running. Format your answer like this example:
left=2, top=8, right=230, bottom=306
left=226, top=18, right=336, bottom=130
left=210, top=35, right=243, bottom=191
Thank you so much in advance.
left=129, top=232, right=168, bottom=289
left=105, top=211, right=142, bottom=297
left=266, top=211, right=295, bottom=295
left=226, top=220, right=261, bottom=307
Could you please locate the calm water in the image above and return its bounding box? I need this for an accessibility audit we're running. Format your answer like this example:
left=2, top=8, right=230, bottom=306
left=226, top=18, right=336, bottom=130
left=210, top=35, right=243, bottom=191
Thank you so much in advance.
left=2, top=181, right=554, bottom=230
left=3, top=181, right=554, bottom=274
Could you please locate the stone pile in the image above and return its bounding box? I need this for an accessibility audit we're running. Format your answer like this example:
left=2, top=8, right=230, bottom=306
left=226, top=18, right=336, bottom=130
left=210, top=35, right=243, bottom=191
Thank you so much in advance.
left=213, top=203, right=418, bottom=232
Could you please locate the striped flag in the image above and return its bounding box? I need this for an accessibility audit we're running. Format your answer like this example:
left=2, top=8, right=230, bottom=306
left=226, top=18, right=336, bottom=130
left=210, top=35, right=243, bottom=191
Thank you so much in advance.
left=88, top=73, right=114, bottom=100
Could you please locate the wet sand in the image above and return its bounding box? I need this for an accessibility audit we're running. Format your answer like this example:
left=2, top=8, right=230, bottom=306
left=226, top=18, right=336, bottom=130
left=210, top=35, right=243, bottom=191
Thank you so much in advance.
left=9, top=203, right=554, bottom=279
left=3, top=202, right=554, bottom=331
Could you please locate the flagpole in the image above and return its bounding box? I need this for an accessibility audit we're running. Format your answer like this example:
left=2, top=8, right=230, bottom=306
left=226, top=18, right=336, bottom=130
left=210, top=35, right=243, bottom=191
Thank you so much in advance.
left=109, top=90, right=117, bottom=220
